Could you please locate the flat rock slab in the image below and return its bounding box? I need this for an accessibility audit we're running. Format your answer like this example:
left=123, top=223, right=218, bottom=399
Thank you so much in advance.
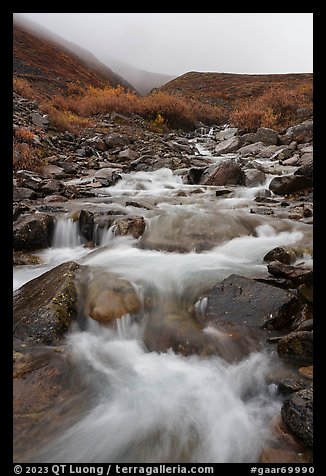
left=13, top=262, right=82, bottom=344
left=200, top=274, right=301, bottom=330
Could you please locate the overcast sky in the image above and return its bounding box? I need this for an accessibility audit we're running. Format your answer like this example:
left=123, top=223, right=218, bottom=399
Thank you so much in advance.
left=16, top=13, right=313, bottom=75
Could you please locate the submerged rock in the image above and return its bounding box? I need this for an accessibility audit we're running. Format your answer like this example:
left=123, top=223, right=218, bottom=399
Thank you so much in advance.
left=13, top=262, right=82, bottom=344
left=198, top=274, right=301, bottom=330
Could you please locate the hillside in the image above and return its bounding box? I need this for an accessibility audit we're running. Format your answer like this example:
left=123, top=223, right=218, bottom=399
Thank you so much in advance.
left=13, top=22, right=135, bottom=98
left=159, top=71, right=313, bottom=108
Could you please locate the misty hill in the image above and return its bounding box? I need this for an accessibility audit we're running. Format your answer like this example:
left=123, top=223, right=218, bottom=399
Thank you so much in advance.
left=98, top=57, right=176, bottom=95
left=13, top=19, right=135, bottom=98
left=159, top=71, right=313, bottom=108
left=13, top=14, right=174, bottom=95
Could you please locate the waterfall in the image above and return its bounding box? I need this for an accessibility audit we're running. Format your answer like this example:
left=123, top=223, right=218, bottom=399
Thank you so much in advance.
left=52, top=216, right=83, bottom=248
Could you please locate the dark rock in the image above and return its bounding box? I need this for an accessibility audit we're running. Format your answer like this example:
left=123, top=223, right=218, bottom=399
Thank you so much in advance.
left=94, top=168, right=121, bottom=186
left=13, top=213, right=54, bottom=251
left=43, top=194, right=68, bottom=203
left=281, top=388, right=313, bottom=447
left=256, top=127, right=278, bottom=145
left=105, top=134, right=130, bottom=149
left=13, top=187, right=37, bottom=201
left=254, top=189, right=272, bottom=199
left=187, top=167, right=205, bottom=185
left=264, top=247, right=297, bottom=265
left=41, top=179, right=62, bottom=195
left=16, top=170, right=43, bottom=191
left=242, top=169, right=266, bottom=187
left=215, top=188, right=232, bottom=196
left=200, top=162, right=244, bottom=186
left=269, top=175, right=312, bottom=195
left=277, top=331, right=313, bottom=365
left=13, top=204, right=30, bottom=221
left=199, top=274, right=301, bottom=330
left=30, top=112, right=49, bottom=128
left=13, top=251, right=43, bottom=266
left=294, top=161, right=313, bottom=179
left=114, top=216, right=146, bottom=239
left=296, top=319, right=313, bottom=332
left=42, top=165, right=66, bottom=179
left=284, top=120, right=313, bottom=144
left=78, top=210, right=94, bottom=242
left=13, top=262, right=82, bottom=344
left=267, top=261, right=313, bottom=286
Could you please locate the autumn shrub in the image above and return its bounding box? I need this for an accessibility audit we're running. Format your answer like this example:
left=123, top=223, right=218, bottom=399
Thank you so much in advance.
left=41, top=104, right=94, bottom=133
left=230, top=84, right=313, bottom=132
left=13, top=77, right=35, bottom=100
left=13, top=142, right=43, bottom=171
left=14, top=127, right=35, bottom=143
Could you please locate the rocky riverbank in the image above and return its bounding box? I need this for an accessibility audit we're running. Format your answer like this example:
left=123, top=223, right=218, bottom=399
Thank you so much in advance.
left=13, top=91, right=313, bottom=463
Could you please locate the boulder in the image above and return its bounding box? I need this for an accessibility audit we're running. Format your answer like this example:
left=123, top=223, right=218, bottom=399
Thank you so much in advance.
left=255, top=127, right=278, bottom=145
left=187, top=167, right=205, bottom=185
left=114, top=216, right=146, bottom=239
left=200, top=162, right=244, bottom=186
left=42, top=164, right=66, bottom=179
left=30, top=112, right=50, bottom=128
left=263, top=247, right=297, bottom=265
left=16, top=170, right=43, bottom=191
left=277, top=331, right=313, bottom=365
left=214, top=137, right=243, bottom=155
left=13, top=213, right=54, bottom=251
left=281, top=388, right=313, bottom=448
left=94, top=168, right=121, bottom=186
left=242, top=169, right=266, bottom=187
left=117, top=148, right=138, bottom=161
left=284, top=119, right=313, bottom=144
left=13, top=262, right=82, bottom=344
left=13, top=187, right=37, bottom=201
left=41, top=179, right=62, bottom=195
left=198, top=274, right=301, bottom=330
left=294, top=161, right=313, bottom=179
left=269, top=175, right=312, bottom=195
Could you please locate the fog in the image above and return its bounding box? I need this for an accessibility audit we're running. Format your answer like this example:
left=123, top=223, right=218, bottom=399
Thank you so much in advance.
left=15, top=13, right=312, bottom=76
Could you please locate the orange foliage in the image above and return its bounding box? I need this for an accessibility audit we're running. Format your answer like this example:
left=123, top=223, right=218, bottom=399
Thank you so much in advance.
left=14, top=127, right=35, bottom=143
left=13, top=77, right=36, bottom=100
left=13, top=142, right=43, bottom=171
left=230, top=84, right=313, bottom=132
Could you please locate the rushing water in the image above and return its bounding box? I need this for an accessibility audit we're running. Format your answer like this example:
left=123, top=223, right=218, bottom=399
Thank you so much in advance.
left=14, top=131, right=313, bottom=463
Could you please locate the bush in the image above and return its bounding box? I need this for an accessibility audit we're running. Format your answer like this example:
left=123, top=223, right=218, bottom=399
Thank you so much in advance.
left=13, top=142, right=43, bottom=171
left=14, top=127, right=35, bottom=143
left=13, top=77, right=35, bottom=100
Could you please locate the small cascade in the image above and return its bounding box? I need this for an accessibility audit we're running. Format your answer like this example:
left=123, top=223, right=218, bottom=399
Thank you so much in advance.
left=52, top=216, right=83, bottom=248
left=99, top=225, right=116, bottom=246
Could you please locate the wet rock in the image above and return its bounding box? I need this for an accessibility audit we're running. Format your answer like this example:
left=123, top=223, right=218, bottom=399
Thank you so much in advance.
left=294, top=160, right=313, bottom=179
left=94, top=168, right=121, bottom=186
left=85, top=274, right=141, bottom=324
left=199, top=274, right=301, bottom=330
left=254, top=189, right=272, bottom=199
left=215, top=188, right=232, bottom=196
left=187, top=167, right=205, bottom=185
left=242, top=169, right=266, bottom=187
left=13, top=251, right=43, bottom=266
left=296, top=318, right=313, bottom=332
left=114, top=216, right=146, bottom=239
left=13, top=262, right=82, bottom=344
left=13, top=204, right=30, bottom=221
left=13, top=213, right=54, bottom=251
left=281, top=388, right=313, bottom=448
left=298, top=284, right=313, bottom=304
left=277, top=331, right=313, bottom=365
left=13, top=187, right=37, bottom=201
left=267, top=367, right=311, bottom=395
left=284, top=119, right=313, bottom=144
left=298, top=365, right=313, bottom=380
left=200, top=162, right=244, bottom=186
left=282, top=155, right=300, bottom=166
left=260, top=448, right=309, bottom=464
left=215, top=127, right=238, bottom=141
left=78, top=210, right=94, bottom=242
left=263, top=247, right=297, bottom=265
left=214, top=137, right=243, bottom=155
left=269, top=175, right=312, bottom=195
left=267, top=261, right=313, bottom=286
left=270, top=414, right=309, bottom=455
